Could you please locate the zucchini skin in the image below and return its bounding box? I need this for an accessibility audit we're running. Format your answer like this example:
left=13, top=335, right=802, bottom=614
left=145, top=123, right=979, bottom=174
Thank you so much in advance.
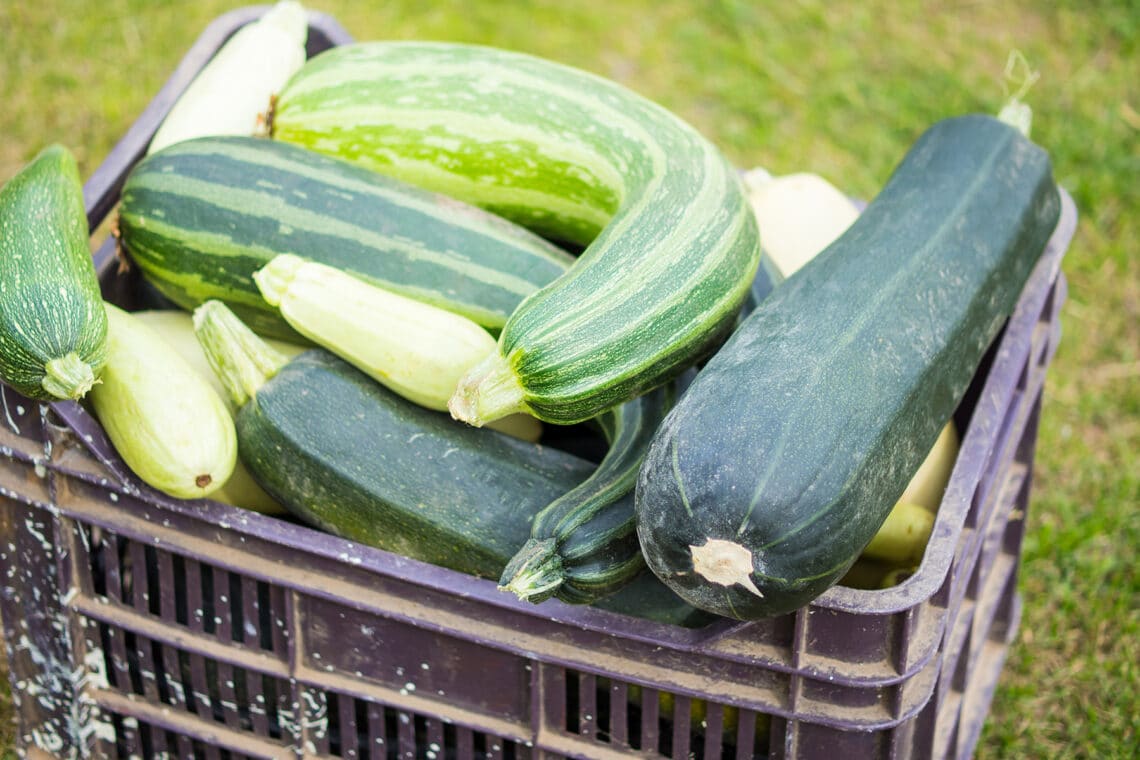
left=271, top=42, right=762, bottom=425
left=117, top=136, right=574, bottom=341
left=236, top=349, right=597, bottom=579
left=146, top=0, right=308, bottom=154
left=636, top=115, right=1062, bottom=620
left=0, top=144, right=107, bottom=400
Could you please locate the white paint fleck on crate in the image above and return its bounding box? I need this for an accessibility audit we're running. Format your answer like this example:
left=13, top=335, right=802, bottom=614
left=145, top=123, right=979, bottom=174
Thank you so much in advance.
left=22, top=518, right=51, bottom=552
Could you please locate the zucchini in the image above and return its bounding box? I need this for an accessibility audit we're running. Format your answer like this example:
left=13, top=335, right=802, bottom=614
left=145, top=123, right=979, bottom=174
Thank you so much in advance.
left=499, top=380, right=677, bottom=604
left=147, top=0, right=308, bottom=154
left=254, top=253, right=498, bottom=411
left=131, top=308, right=303, bottom=514
left=253, top=254, right=542, bottom=440
left=899, top=420, right=959, bottom=513
left=270, top=42, right=762, bottom=425
left=0, top=144, right=107, bottom=401
left=89, top=304, right=236, bottom=500
left=191, top=300, right=595, bottom=579
left=636, top=114, right=1062, bottom=619
left=116, top=136, right=574, bottom=341
left=861, top=502, right=936, bottom=566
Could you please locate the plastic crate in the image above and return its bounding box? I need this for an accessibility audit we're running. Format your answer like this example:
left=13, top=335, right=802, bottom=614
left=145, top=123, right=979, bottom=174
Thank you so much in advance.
left=0, top=6, right=1077, bottom=759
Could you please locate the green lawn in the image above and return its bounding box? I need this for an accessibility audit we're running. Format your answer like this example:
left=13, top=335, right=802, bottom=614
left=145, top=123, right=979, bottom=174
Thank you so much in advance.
left=2, top=1, right=1136, bottom=757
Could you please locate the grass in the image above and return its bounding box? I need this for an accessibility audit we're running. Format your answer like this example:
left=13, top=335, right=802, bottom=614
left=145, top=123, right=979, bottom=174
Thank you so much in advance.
left=1, top=0, right=1136, bottom=756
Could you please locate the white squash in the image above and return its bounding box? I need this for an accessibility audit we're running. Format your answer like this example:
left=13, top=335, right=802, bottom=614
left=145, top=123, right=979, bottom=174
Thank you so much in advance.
left=147, top=1, right=308, bottom=154
left=742, top=168, right=861, bottom=277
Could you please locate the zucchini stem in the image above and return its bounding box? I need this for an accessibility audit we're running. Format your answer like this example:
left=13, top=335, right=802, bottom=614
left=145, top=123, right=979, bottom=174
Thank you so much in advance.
left=251, top=252, right=299, bottom=307
left=689, top=538, right=765, bottom=598
left=448, top=351, right=529, bottom=426
left=996, top=49, right=1039, bottom=138
left=192, top=300, right=290, bottom=408
left=41, top=352, right=99, bottom=400
left=498, top=538, right=564, bottom=603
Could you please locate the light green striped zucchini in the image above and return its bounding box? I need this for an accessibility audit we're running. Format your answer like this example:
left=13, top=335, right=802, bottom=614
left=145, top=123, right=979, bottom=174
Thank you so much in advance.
left=271, top=42, right=762, bottom=425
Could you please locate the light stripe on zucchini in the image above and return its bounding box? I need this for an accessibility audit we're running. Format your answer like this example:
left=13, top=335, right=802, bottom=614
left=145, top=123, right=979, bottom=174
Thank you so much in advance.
left=271, top=42, right=763, bottom=425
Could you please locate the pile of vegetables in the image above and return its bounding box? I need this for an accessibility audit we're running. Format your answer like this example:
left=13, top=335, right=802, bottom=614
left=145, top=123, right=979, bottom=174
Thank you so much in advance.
left=0, top=1, right=1061, bottom=623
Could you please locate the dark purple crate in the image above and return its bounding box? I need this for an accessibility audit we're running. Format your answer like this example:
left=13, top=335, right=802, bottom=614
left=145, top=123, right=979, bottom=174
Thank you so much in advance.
left=0, top=6, right=1077, bottom=759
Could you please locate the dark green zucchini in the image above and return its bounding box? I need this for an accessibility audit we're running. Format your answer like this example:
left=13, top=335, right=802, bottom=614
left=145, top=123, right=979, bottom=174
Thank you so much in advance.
left=636, top=114, right=1062, bottom=619
left=192, top=300, right=714, bottom=627
left=117, top=136, right=574, bottom=341
left=499, top=380, right=678, bottom=604
left=191, top=300, right=592, bottom=579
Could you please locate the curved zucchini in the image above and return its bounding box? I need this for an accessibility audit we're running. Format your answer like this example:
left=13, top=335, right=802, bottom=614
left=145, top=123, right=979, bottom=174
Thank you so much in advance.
left=191, top=301, right=595, bottom=579
left=636, top=114, right=1062, bottom=619
left=117, top=136, right=574, bottom=341
left=0, top=144, right=107, bottom=400
left=271, top=42, right=762, bottom=425
left=499, top=380, right=677, bottom=604
left=89, top=304, right=236, bottom=500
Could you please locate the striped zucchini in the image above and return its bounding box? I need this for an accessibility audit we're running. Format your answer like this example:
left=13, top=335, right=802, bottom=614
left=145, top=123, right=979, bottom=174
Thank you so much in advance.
left=0, top=144, right=107, bottom=400
left=116, top=136, right=574, bottom=341
left=270, top=42, right=762, bottom=425
left=499, top=379, right=678, bottom=604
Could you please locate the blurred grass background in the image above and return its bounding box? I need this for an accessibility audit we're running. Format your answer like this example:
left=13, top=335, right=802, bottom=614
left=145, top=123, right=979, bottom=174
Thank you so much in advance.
left=0, top=0, right=1135, bottom=757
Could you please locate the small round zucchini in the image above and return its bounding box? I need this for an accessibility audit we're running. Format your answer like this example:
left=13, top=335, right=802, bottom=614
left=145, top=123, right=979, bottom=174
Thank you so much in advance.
left=89, top=303, right=237, bottom=500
